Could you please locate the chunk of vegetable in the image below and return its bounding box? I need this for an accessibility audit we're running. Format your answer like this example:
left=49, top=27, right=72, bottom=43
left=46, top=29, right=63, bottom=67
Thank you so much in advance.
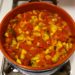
left=16, top=58, right=21, bottom=64
left=45, top=46, right=53, bottom=54
left=5, top=32, right=9, bottom=37
left=17, top=34, right=25, bottom=41
left=20, top=49, right=27, bottom=59
left=52, top=52, right=59, bottom=63
left=11, top=39, right=17, bottom=46
left=34, top=25, right=40, bottom=31
left=50, top=24, right=57, bottom=36
left=63, top=42, right=72, bottom=51
left=31, top=54, right=40, bottom=67
left=26, top=40, right=32, bottom=45
left=45, top=55, right=51, bottom=60
left=33, top=31, right=41, bottom=37
left=43, top=32, right=49, bottom=41
left=56, top=41, right=63, bottom=50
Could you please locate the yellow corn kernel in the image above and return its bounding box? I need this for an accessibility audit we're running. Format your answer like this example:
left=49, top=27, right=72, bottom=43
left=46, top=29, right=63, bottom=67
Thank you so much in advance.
left=26, top=40, right=32, bottom=45
left=33, top=31, right=41, bottom=37
left=26, top=36, right=33, bottom=41
left=49, top=46, right=54, bottom=50
left=45, top=55, right=51, bottom=60
left=16, top=43, right=20, bottom=49
left=5, top=32, right=9, bottom=37
left=36, top=60, right=40, bottom=63
left=31, top=55, right=40, bottom=67
left=56, top=41, right=63, bottom=50
left=32, top=56, right=39, bottom=61
left=45, top=49, right=50, bottom=54
left=31, top=16, right=38, bottom=23
left=65, top=43, right=72, bottom=50
left=17, top=34, right=25, bottom=41
left=50, top=24, right=57, bottom=35
left=30, top=15, right=38, bottom=23
left=63, top=42, right=72, bottom=50
left=11, top=39, right=17, bottom=46
left=34, top=25, right=40, bottom=31
left=31, top=54, right=40, bottom=61
left=21, top=49, right=27, bottom=54
left=52, top=53, right=59, bottom=63
left=20, top=54, right=25, bottom=59
left=20, top=49, right=27, bottom=59
left=45, top=46, right=53, bottom=54
left=16, top=59, right=21, bottom=64
left=43, top=33, right=49, bottom=41
left=32, top=16, right=37, bottom=19
left=31, top=63, right=37, bottom=67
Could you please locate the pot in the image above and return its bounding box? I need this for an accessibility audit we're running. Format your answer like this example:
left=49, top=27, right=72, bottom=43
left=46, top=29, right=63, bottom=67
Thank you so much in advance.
left=0, top=0, right=75, bottom=74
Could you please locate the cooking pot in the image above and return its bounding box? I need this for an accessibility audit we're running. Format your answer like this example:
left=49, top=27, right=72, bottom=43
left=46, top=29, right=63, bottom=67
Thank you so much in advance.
left=0, top=0, right=75, bottom=74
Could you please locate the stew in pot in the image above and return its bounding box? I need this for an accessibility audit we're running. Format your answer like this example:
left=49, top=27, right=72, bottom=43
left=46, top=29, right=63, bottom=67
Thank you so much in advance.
left=4, top=10, right=73, bottom=68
